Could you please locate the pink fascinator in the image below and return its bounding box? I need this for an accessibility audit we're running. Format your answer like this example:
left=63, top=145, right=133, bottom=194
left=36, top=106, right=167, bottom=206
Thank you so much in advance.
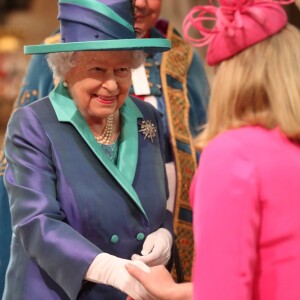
left=183, top=0, right=294, bottom=66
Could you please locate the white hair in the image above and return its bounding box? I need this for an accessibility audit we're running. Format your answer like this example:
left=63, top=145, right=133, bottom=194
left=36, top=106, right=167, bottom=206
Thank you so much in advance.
left=47, top=52, right=77, bottom=81
left=47, top=50, right=146, bottom=80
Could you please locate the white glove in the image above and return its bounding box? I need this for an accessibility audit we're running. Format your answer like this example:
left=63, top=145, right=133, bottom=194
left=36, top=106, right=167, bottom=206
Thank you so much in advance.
left=131, top=228, right=172, bottom=267
left=85, top=253, right=155, bottom=300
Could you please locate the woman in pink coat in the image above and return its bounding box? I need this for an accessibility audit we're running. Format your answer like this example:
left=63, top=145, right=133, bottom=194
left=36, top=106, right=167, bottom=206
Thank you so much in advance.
left=125, top=0, right=300, bottom=299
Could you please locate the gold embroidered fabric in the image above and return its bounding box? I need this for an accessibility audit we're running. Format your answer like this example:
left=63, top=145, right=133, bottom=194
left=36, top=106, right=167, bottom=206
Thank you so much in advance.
left=161, top=25, right=197, bottom=281
left=0, top=147, right=6, bottom=177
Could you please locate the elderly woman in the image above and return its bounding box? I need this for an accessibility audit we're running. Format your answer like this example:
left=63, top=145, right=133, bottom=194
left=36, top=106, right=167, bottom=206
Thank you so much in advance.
left=126, top=1, right=300, bottom=300
left=2, top=0, right=173, bottom=299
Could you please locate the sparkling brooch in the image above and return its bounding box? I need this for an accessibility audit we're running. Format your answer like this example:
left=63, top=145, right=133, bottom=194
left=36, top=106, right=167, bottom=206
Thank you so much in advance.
left=138, top=120, right=157, bottom=142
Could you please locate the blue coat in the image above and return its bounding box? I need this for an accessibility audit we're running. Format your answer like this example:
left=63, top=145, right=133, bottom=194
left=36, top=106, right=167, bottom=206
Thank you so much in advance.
left=0, top=21, right=209, bottom=293
left=0, top=54, right=55, bottom=295
left=3, top=83, right=172, bottom=299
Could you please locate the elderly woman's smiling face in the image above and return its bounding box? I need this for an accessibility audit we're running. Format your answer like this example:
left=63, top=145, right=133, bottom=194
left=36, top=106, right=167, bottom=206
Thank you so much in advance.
left=65, top=51, right=133, bottom=123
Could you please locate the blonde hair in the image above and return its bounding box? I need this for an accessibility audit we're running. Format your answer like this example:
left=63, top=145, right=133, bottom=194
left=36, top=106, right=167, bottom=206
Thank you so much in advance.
left=196, top=24, right=300, bottom=150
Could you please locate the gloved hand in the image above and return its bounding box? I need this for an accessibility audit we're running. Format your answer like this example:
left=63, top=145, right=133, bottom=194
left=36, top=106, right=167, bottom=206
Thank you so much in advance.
left=131, top=228, right=173, bottom=267
left=85, top=253, right=155, bottom=300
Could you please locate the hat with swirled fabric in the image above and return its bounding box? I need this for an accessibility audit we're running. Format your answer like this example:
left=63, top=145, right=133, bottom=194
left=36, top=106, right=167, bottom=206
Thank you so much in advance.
left=183, top=0, right=294, bottom=66
left=24, top=0, right=171, bottom=54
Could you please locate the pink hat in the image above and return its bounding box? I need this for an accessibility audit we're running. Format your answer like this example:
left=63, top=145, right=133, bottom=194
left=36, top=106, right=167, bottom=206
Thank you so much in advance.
left=183, top=0, right=294, bottom=66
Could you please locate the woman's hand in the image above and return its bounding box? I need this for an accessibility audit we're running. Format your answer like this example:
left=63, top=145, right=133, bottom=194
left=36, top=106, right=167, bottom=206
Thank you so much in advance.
left=125, top=264, right=192, bottom=300
left=85, top=253, right=156, bottom=299
left=131, top=228, right=172, bottom=266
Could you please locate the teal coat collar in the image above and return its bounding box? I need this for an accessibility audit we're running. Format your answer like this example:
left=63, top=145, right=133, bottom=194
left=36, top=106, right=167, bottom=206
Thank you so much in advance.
left=49, top=82, right=147, bottom=218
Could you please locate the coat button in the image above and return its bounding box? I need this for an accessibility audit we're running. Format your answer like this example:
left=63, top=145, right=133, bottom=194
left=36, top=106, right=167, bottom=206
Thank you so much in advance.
left=136, top=233, right=145, bottom=241
left=111, top=235, right=119, bottom=244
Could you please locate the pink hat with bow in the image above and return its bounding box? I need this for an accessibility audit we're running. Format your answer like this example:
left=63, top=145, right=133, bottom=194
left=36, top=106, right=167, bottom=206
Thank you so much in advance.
left=183, top=0, right=294, bottom=66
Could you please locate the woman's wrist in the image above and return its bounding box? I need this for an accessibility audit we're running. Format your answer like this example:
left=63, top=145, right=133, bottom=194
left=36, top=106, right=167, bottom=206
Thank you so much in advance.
left=165, top=282, right=193, bottom=300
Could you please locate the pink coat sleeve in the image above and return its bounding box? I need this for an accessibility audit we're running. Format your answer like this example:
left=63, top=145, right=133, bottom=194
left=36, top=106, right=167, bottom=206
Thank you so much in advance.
left=190, top=134, right=260, bottom=300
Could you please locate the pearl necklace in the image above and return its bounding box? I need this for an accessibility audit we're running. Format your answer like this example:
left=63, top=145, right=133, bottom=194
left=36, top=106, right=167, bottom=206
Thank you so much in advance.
left=94, top=114, right=114, bottom=145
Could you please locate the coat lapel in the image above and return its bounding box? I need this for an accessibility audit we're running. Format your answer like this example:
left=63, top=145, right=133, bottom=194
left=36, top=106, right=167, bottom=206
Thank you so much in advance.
left=49, top=82, right=148, bottom=219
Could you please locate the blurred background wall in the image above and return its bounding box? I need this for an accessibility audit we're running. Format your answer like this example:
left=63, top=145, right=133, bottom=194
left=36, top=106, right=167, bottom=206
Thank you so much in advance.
left=0, top=0, right=300, bottom=142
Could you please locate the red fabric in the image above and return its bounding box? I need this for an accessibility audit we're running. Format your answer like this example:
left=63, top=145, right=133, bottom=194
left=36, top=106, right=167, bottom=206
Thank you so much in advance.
left=132, top=94, right=146, bottom=100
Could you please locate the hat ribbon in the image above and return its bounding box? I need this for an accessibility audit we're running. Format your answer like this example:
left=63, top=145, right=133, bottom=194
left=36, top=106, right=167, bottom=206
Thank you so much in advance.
left=183, top=0, right=295, bottom=48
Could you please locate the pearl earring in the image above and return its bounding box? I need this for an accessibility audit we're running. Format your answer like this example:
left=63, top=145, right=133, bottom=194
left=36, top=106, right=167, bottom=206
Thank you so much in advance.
left=63, top=81, right=68, bottom=87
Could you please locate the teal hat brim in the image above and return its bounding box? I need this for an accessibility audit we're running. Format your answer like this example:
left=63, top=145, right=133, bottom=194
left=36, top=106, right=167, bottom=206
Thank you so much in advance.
left=24, top=38, right=171, bottom=54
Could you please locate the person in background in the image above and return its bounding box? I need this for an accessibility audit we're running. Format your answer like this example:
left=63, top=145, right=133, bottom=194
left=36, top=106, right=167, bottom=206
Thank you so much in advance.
left=131, top=0, right=209, bottom=281
left=125, top=0, right=300, bottom=299
left=0, top=0, right=210, bottom=293
left=2, top=0, right=174, bottom=299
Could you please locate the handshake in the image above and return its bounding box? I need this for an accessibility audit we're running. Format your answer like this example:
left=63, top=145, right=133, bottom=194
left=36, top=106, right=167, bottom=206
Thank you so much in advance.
left=85, top=228, right=173, bottom=300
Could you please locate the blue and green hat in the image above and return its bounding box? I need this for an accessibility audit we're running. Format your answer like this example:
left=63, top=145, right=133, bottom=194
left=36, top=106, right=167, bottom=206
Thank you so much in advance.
left=24, top=0, right=171, bottom=54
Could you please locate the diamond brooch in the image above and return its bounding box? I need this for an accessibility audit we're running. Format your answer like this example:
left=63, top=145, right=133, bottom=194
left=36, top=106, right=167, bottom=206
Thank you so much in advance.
left=138, top=120, right=157, bottom=142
